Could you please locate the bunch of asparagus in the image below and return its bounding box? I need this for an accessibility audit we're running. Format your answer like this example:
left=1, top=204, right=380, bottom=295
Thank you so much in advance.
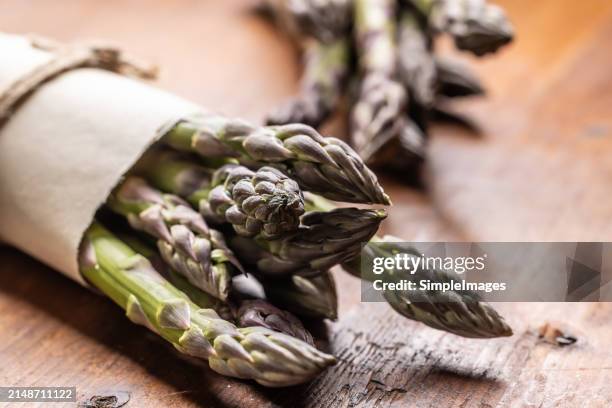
left=262, top=0, right=513, bottom=175
left=81, top=112, right=510, bottom=387
left=82, top=114, right=386, bottom=387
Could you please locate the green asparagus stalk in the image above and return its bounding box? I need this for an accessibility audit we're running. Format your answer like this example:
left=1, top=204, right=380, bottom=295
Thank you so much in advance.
left=116, top=229, right=234, bottom=320
left=397, top=9, right=437, bottom=108
left=266, top=37, right=351, bottom=128
left=350, top=5, right=429, bottom=172
left=139, top=150, right=305, bottom=239
left=161, top=255, right=316, bottom=344
left=80, top=223, right=335, bottom=386
left=351, top=0, right=426, bottom=172
left=162, top=257, right=315, bottom=344
left=167, top=267, right=315, bottom=344
left=351, top=0, right=404, bottom=161
left=117, top=225, right=316, bottom=344
left=354, top=0, right=397, bottom=76
left=263, top=272, right=338, bottom=320
left=138, top=153, right=383, bottom=279
left=409, top=0, right=514, bottom=56
left=304, top=193, right=512, bottom=338
left=162, top=115, right=390, bottom=205
left=229, top=207, right=386, bottom=277
left=262, top=0, right=352, bottom=43
left=343, top=237, right=512, bottom=338
left=350, top=72, right=407, bottom=164
left=106, top=176, right=241, bottom=300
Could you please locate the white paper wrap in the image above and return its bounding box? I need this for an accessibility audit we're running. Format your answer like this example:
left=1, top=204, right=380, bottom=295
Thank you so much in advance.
left=0, top=34, right=202, bottom=285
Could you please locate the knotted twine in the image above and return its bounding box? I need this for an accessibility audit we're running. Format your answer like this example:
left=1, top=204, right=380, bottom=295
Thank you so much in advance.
left=0, top=35, right=158, bottom=130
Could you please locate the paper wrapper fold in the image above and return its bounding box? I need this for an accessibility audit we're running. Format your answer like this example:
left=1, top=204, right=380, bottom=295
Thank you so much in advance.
left=0, top=34, right=202, bottom=285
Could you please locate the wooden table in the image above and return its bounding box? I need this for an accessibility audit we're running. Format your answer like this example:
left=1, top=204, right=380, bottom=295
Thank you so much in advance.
left=1, top=1, right=612, bottom=406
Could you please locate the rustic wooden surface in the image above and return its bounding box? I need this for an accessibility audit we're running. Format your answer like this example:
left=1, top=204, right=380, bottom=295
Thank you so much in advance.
left=1, top=0, right=612, bottom=407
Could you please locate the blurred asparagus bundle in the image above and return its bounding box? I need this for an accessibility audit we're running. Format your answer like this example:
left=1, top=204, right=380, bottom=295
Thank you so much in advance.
left=262, top=0, right=513, bottom=176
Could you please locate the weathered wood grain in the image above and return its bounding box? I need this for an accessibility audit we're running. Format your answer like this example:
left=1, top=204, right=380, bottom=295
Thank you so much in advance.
left=1, top=0, right=612, bottom=407
left=278, top=302, right=612, bottom=407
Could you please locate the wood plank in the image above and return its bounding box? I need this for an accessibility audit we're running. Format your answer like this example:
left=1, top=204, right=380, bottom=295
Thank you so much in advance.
left=275, top=302, right=612, bottom=407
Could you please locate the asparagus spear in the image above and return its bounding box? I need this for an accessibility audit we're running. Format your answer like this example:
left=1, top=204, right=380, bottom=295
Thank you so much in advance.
left=80, top=223, right=335, bottom=386
left=262, top=0, right=352, bottom=43
left=106, top=176, right=241, bottom=301
left=262, top=0, right=352, bottom=128
left=229, top=207, right=386, bottom=277
left=351, top=0, right=404, bottom=159
left=351, top=0, right=426, bottom=171
left=139, top=154, right=383, bottom=278
left=116, top=218, right=318, bottom=344
left=165, top=262, right=315, bottom=345
left=157, top=250, right=315, bottom=344
left=304, top=193, right=512, bottom=338
left=263, top=272, right=338, bottom=320
left=164, top=261, right=315, bottom=344
left=140, top=150, right=305, bottom=239
left=163, top=115, right=390, bottom=205
left=116, top=228, right=234, bottom=320
left=409, top=0, right=514, bottom=56
left=266, top=37, right=351, bottom=128
left=397, top=8, right=437, bottom=108
left=343, top=237, right=512, bottom=338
